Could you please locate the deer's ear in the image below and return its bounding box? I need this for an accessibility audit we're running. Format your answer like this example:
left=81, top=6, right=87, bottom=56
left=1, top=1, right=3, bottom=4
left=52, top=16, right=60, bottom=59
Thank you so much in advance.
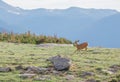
left=74, top=40, right=77, bottom=42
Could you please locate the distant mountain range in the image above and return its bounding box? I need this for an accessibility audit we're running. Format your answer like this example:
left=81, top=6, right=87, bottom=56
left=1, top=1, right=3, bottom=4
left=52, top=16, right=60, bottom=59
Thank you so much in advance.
left=0, top=0, right=120, bottom=48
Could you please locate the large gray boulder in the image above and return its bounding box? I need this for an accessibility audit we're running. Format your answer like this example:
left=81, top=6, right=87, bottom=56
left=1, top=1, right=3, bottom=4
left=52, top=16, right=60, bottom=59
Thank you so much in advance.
left=47, top=55, right=72, bottom=71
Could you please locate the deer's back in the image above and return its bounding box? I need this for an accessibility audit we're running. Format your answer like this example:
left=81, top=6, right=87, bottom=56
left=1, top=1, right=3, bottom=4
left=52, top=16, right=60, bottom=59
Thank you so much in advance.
left=77, top=42, right=88, bottom=49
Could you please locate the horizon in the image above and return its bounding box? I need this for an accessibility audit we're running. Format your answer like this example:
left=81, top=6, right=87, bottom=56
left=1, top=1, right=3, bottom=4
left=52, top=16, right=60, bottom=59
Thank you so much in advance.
left=3, top=0, right=120, bottom=12
left=0, top=0, right=120, bottom=48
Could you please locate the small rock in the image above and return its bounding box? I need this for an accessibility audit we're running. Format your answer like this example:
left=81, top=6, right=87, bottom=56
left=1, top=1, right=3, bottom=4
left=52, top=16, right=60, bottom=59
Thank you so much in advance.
left=81, top=72, right=94, bottom=78
left=99, top=69, right=114, bottom=75
left=52, top=70, right=60, bottom=75
left=19, top=73, right=36, bottom=79
left=65, top=75, right=75, bottom=80
left=24, top=66, right=51, bottom=74
left=0, top=67, right=12, bottom=72
left=15, top=65, right=23, bottom=70
left=34, top=75, right=51, bottom=81
left=109, top=64, right=120, bottom=73
left=85, top=79, right=96, bottom=82
left=110, top=65, right=120, bottom=69
left=107, top=69, right=116, bottom=74
left=37, top=67, right=51, bottom=74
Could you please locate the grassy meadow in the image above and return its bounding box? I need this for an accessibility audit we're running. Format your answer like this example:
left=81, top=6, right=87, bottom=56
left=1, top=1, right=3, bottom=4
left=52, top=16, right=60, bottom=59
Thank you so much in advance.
left=0, top=42, right=120, bottom=82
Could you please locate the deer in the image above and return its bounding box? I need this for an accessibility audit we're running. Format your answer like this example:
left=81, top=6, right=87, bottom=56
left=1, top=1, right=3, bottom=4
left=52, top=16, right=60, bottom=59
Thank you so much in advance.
left=73, top=40, right=88, bottom=53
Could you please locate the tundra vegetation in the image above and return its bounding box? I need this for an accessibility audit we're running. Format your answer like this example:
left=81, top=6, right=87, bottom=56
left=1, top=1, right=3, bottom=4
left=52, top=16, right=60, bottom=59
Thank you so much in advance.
left=0, top=31, right=72, bottom=44
left=0, top=42, right=120, bottom=82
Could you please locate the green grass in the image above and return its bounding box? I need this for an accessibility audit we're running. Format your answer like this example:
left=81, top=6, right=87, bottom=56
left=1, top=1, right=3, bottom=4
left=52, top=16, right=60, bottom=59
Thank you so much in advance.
left=0, top=42, right=120, bottom=82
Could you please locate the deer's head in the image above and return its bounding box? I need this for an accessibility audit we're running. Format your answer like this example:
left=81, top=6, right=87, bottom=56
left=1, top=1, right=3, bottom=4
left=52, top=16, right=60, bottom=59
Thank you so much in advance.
left=73, top=40, right=79, bottom=46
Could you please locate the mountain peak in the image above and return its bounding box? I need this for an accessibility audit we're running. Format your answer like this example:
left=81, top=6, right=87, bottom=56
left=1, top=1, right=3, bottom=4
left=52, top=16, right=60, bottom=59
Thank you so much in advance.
left=0, top=0, right=23, bottom=14
left=0, top=0, right=12, bottom=8
left=0, top=1, right=120, bottom=47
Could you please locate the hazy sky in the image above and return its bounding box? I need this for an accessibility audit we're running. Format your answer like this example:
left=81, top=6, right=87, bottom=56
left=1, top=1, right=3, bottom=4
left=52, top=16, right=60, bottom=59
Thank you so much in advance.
left=3, top=0, right=120, bottom=11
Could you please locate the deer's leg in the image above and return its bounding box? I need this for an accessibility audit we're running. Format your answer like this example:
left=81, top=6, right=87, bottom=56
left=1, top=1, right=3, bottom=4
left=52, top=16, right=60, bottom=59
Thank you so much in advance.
left=73, top=50, right=77, bottom=53
left=85, top=47, right=87, bottom=51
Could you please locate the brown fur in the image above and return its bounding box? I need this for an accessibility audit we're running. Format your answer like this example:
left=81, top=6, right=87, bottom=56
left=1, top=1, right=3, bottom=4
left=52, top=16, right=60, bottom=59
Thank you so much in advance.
left=73, top=40, right=88, bottom=53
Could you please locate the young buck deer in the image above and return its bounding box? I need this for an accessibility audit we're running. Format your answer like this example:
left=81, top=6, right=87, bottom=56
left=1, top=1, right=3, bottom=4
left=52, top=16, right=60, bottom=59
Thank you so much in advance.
left=73, top=40, right=88, bottom=53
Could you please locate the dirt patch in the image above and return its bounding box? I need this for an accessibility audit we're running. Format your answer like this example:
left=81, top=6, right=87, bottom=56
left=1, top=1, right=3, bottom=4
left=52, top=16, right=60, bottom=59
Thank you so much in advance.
left=36, top=43, right=72, bottom=47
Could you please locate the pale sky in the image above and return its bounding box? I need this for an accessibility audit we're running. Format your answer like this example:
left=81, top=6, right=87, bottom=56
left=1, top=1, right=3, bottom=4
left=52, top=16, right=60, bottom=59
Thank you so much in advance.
left=3, top=0, right=120, bottom=12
